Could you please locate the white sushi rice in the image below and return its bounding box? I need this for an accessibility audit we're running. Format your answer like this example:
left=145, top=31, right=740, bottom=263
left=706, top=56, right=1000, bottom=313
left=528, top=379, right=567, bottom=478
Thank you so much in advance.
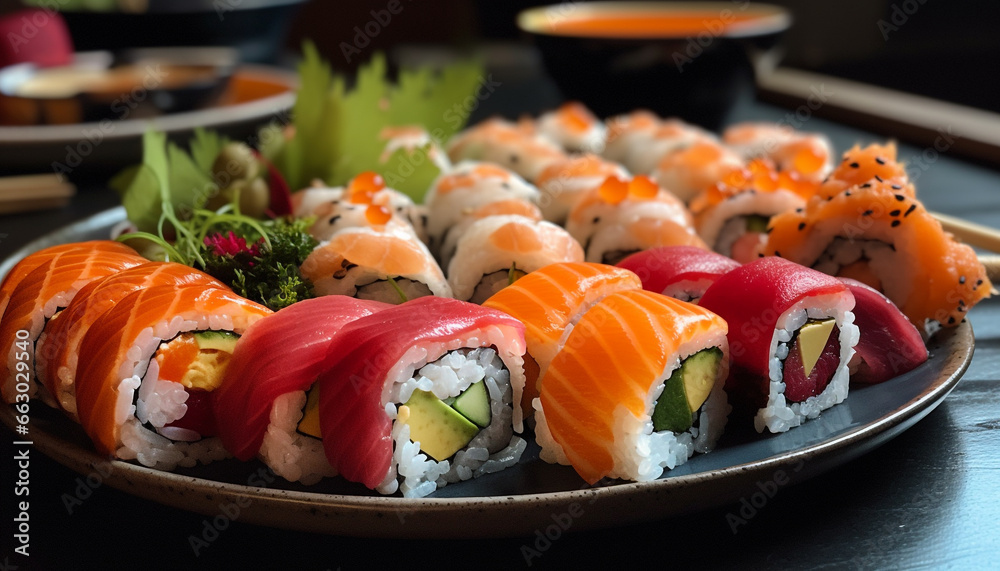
left=755, top=296, right=859, bottom=433
left=377, top=345, right=525, bottom=498
left=660, top=278, right=717, bottom=303
left=698, top=191, right=805, bottom=257
left=259, top=391, right=337, bottom=485
left=111, top=314, right=247, bottom=471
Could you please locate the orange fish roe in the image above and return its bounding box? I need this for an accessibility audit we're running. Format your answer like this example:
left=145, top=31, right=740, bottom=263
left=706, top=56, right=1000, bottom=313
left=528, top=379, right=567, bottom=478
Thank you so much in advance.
left=629, top=175, right=659, bottom=199
left=793, top=144, right=827, bottom=175
left=347, top=171, right=386, bottom=204
left=154, top=335, right=200, bottom=384
left=365, top=204, right=393, bottom=226
left=599, top=176, right=630, bottom=204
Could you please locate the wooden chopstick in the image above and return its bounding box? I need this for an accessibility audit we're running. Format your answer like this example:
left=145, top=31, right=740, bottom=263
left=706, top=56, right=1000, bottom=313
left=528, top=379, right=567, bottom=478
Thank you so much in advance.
left=0, top=174, right=76, bottom=215
left=932, top=212, right=1000, bottom=254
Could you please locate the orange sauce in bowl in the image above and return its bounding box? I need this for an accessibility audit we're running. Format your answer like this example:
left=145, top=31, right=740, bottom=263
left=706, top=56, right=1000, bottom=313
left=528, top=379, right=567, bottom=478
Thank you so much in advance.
left=520, top=3, right=790, bottom=39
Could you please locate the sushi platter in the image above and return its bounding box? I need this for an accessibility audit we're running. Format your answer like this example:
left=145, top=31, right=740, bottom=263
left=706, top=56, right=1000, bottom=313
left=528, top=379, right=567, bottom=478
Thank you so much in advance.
left=0, top=48, right=992, bottom=538
left=0, top=204, right=974, bottom=538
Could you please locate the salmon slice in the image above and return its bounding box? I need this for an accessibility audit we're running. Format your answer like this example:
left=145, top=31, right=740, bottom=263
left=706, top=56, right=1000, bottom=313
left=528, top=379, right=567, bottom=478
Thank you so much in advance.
left=482, top=262, right=642, bottom=416
left=0, top=243, right=146, bottom=403
left=74, top=285, right=271, bottom=456
left=38, top=262, right=227, bottom=419
left=539, top=289, right=728, bottom=484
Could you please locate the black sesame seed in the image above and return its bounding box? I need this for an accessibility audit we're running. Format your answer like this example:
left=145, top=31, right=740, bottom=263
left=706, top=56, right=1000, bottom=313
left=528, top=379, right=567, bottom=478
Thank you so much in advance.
left=860, top=183, right=872, bottom=188
left=905, top=204, right=916, bottom=216
left=874, top=175, right=884, bottom=182
left=894, top=194, right=906, bottom=201
left=891, top=220, right=901, bottom=227
left=798, top=222, right=806, bottom=230
left=948, top=316, right=956, bottom=324
left=890, top=209, right=901, bottom=216
left=758, top=253, right=765, bottom=258
left=863, top=209, right=873, bottom=216
left=875, top=157, right=886, bottom=165
left=796, top=208, right=804, bottom=213
left=849, top=162, right=860, bottom=168
left=328, top=215, right=341, bottom=225
left=775, top=251, right=782, bottom=257
left=844, top=191, right=852, bottom=197
left=592, top=217, right=600, bottom=224
left=977, top=279, right=984, bottom=286
left=959, top=275, right=967, bottom=284
left=892, top=184, right=903, bottom=191
left=959, top=298, right=966, bottom=306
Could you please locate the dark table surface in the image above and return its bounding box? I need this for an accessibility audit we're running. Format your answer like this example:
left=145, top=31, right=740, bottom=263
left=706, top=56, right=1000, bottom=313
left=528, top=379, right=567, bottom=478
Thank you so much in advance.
left=1, top=60, right=999, bottom=570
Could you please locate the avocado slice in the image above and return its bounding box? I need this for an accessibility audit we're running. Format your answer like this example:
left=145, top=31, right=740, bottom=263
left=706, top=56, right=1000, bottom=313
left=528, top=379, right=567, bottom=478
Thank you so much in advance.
left=402, top=389, right=479, bottom=461
left=745, top=215, right=770, bottom=233
left=297, top=385, right=322, bottom=439
left=451, top=381, right=491, bottom=428
left=651, top=348, right=723, bottom=433
left=194, top=330, right=240, bottom=352
left=797, top=319, right=836, bottom=377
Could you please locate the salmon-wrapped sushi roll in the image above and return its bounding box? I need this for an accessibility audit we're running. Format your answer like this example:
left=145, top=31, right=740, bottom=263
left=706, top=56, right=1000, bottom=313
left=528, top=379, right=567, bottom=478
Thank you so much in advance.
left=763, top=177, right=992, bottom=332
left=723, top=122, right=834, bottom=182
left=214, top=296, right=389, bottom=484
left=35, top=262, right=226, bottom=420
left=446, top=117, right=567, bottom=181
left=482, top=262, right=641, bottom=418
left=424, top=161, right=540, bottom=257
left=301, top=218, right=452, bottom=303
left=318, top=296, right=527, bottom=497
left=534, top=101, right=606, bottom=153
left=447, top=215, right=584, bottom=303
left=0, top=241, right=146, bottom=403
left=74, top=285, right=272, bottom=469
left=291, top=172, right=427, bottom=243
left=534, top=289, right=730, bottom=484
left=601, top=110, right=661, bottom=166
left=815, top=142, right=910, bottom=200
left=616, top=246, right=740, bottom=303
left=622, top=119, right=716, bottom=176
left=534, top=154, right=629, bottom=225
left=566, top=175, right=704, bottom=264
left=652, top=139, right=745, bottom=203
left=700, top=257, right=859, bottom=433
left=689, top=159, right=817, bottom=263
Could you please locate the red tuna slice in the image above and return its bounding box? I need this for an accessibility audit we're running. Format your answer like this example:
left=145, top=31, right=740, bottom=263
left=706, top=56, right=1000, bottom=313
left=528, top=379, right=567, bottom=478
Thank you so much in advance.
left=782, top=324, right=841, bottom=401
left=317, top=296, right=526, bottom=490
left=840, top=278, right=928, bottom=384
left=699, top=256, right=853, bottom=387
left=213, top=296, right=390, bottom=461
left=616, top=245, right=740, bottom=301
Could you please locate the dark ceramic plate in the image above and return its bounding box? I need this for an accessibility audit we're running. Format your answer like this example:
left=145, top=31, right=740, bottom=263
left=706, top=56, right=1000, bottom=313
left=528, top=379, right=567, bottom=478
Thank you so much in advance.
left=0, top=207, right=974, bottom=538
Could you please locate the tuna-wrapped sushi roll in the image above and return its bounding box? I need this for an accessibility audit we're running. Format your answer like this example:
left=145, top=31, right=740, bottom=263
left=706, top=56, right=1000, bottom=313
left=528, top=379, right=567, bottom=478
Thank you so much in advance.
left=74, top=285, right=272, bottom=469
left=616, top=245, right=740, bottom=303
left=317, top=296, right=528, bottom=497
left=446, top=214, right=584, bottom=303
left=566, top=175, right=704, bottom=264
left=214, top=296, right=389, bottom=484
left=534, top=289, right=730, bottom=484
left=0, top=241, right=146, bottom=403
left=699, top=257, right=859, bottom=433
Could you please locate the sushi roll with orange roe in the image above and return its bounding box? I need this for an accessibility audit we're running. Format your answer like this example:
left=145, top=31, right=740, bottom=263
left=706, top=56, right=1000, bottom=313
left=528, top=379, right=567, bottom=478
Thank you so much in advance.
left=689, top=158, right=819, bottom=263
left=446, top=117, right=567, bottom=181
left=566, top=174, right=705, bottom=265
left=652, top=138, right=745, bottom=203
left=534, top=101, right=606, bottom=153
left=763, top=176, right=992, bottom=333
left=534, top=289, right=730, bottom=484
left=534, top=154, right=628, bottom=225
left=815, top=142, right=910, bottom=200
left=723, top=122, right=834, bottom=183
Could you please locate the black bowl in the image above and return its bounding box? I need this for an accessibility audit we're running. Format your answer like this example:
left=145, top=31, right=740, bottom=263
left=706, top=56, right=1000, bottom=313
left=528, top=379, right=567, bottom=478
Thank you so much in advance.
left=518, top=2, right=790, bottom=128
